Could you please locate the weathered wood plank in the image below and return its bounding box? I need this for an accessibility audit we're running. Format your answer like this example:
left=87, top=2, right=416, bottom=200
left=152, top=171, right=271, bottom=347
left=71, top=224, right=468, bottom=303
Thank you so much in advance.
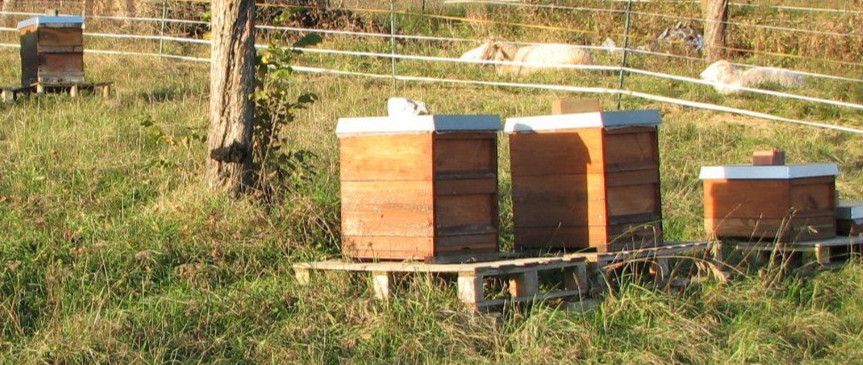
left=339, top=133, right=434, bottom=181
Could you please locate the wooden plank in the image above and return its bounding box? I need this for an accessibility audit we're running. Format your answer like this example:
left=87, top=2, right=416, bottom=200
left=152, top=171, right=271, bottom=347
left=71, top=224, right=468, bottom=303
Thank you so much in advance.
left=734, top=235, right=863, bottom=250
left=815, top=244, right=831, bottom=265
left=435, top=234, right=498, bottom=255
left=512, top=173, right=607, bottom=227
left=706, top=215, right=837, bottom=241
left=703, top=179, right=791, bottom=218
left=435, top=194, right=496, bottom=229
left=1, top=89, right=13, bottom=103
left=606, top=167, right=660, bottom=187
left=371, top=271, right=394, bottom=300
left=563, top=263, right=589, bottom=295
left=607, top=183, right=660, bottom=217
left=435, top=177, right=496, bottom=196
left=340, top=180, right=433, bottom=209
left=38, top=53, right=84, bottom=73
left=514, top=226, right=601, bottom=251
left=602, top=128, right=658, bottom=166
left=790, top=176, right=836, bottom=186
left=339, top=133, right=433, bottom=181
left=294, top=268, right=311, bottom=285
left=341, top=236, right=435, bottom=260
left=508, top=270, right=539, bottom=299
left=457, top=273, right=484, bottom=309
left=37, top=28, right=83, bottom=46
left=341, top=206, right=434, bottom=237
left=20, top=30, right=39, bottom=86
left=790, top=180, right=835, bottom=212
left=433, top=133, right=496, bottom=175
left=509, top=130, right=605, bottom=176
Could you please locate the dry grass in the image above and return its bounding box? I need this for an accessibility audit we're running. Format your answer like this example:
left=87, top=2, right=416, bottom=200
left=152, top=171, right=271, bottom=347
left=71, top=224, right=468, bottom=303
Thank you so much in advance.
left=1, top=3, right=863, bottom=362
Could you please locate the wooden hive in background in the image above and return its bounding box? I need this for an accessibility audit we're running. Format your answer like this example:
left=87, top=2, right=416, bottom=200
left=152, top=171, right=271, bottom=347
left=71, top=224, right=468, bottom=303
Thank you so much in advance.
left=337, top=115, right=501, bottom=261
left=700, top=163, right=839, bottom=241
left=17, top=14, right=85, bottom=87
left=505, top=108, right=663, bottom=253
left=836, top=201, right=862, bottom=236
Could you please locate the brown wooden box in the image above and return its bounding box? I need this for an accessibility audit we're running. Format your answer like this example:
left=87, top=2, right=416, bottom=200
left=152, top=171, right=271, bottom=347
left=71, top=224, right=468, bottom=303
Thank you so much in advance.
left=505, top=110, right=663, bottom=252
left=837, top=201, right=863, bottom=236
left=337, top=115, right=501, bottom=261
left=17, top=15, right=85, bottom=86
left=700, top=164, right=838, bottom=241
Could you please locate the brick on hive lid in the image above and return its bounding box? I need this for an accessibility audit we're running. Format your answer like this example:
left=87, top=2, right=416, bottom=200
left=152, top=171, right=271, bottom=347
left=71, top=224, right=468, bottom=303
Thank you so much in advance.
left=752, top=148, right=786, bottom=166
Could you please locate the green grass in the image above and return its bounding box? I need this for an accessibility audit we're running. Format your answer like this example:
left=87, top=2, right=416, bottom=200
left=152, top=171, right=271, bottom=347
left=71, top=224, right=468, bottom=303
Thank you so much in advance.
left=2, top=26, right=863, bottom=363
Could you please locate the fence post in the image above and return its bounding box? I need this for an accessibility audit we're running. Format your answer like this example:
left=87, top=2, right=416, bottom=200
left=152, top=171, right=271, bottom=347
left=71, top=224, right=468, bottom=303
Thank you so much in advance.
left=389, top=0, right=396, bottom=90
left=616, top=0, right=634, bottom=110
left=158, top=0, right=168, bottom=56
left=702, top=0, right=728, bottom=62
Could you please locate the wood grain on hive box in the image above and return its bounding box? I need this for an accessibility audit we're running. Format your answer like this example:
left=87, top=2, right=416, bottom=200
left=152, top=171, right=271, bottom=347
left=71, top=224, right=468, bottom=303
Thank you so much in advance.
left=337, top=115, right=501, bottom=261
left=506, top=110, right=663, bottom=252
left=700, top=164, right=838, bottom=241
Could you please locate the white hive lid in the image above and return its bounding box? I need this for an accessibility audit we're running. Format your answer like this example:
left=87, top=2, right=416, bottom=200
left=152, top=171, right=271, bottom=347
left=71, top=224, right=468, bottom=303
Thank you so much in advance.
left=699, top=163, right=839, bottom=180
left=336, top=115, right=501, bottom=136
left=837, top=201, right=863, bottom=220
left=504, top=109, right=661, bottom=133
left=17, top=15, right=84, bottom=29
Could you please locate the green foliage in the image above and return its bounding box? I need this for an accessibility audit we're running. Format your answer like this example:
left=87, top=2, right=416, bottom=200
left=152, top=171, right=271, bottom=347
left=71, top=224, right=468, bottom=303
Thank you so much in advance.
left=252, top=32, right=323, bottom=202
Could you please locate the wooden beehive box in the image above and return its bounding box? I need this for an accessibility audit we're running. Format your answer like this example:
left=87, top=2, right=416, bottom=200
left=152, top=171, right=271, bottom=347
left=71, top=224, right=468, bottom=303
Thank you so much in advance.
left=17, top=14, right=85, bottom=87
left=700, top=164, right=838, bottom=241
left=837, top=201, right=863, bottom=236
left=337, top=115, right=501, bottom=261
left=505, top=109, right=663, bottom=253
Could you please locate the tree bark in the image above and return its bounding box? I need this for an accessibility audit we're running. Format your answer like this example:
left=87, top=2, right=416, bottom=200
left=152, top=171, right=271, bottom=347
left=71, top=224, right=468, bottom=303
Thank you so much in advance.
left=206, top=0, right=256, bottom=195
left=702, top=0, right=728, bottom=62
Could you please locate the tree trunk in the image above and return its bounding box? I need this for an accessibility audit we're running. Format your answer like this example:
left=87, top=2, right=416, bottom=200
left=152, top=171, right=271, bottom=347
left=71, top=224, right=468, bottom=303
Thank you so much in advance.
left=206, top=0, right=256, bottom=195
left=702, top=0, right=728, bottom=62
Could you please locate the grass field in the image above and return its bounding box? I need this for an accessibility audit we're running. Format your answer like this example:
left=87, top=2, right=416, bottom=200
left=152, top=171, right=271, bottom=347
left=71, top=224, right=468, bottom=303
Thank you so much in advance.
left=2, top=6, right=863, bottom=361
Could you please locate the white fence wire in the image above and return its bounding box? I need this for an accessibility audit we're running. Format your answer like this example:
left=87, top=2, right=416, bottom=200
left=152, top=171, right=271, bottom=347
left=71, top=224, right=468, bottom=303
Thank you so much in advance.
left=0, top=6, right=861, bottom=135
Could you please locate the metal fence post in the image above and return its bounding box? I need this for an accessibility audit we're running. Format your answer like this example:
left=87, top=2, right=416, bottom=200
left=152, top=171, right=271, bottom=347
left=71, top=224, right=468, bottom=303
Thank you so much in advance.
left=389, top=0, right=396, bottom=91
left=616, top=0, right=634, bottom=110
left=158, top=0, right=168, bottom=56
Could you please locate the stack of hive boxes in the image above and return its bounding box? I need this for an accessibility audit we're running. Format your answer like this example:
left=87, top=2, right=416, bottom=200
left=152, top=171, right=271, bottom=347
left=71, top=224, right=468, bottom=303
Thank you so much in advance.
left=18, top=13, right=85, bottom=87
left=337, top=114, right=502, bottom=261
left=505, top=102, right=664, bottom=253
left=700, top=150, right=839, bottom=241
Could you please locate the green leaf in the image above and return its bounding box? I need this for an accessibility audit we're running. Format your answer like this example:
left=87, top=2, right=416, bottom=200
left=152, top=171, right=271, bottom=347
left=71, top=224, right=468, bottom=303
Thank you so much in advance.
left=293, top=33, right=323, bottom=49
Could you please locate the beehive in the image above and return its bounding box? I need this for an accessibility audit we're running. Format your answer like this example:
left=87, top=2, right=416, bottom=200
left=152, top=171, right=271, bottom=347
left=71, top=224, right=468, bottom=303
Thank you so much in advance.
left=505, top=109, right=663, bottom=252
left=337, top=115, right=501, bottom=261
left=700, top=164, right=838, bottom=241
left=837, top=201, right=863, bottom=236
left=17, top=14, right=85, bottom=87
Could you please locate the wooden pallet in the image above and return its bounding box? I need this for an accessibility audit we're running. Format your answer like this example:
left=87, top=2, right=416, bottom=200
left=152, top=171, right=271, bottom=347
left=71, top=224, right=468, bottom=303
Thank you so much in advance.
left=293, top=255, right=590, bottom=311
left=733, top=235, right=863, bottom=266
left=2, top=81, right=112, bottom=102
left=293, top=241, right=712, bottom=311
left=569, top=241, right=712, bottom=293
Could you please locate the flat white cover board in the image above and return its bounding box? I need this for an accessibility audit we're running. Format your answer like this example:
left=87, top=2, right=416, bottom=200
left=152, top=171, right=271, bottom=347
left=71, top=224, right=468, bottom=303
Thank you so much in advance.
left=504, top=110, right=661, bottom=133
left=699, top=163, right=839, bottom=180
left=17, top=16, right=85, bottom=29
left=336, top=115, right=501, bottom=136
